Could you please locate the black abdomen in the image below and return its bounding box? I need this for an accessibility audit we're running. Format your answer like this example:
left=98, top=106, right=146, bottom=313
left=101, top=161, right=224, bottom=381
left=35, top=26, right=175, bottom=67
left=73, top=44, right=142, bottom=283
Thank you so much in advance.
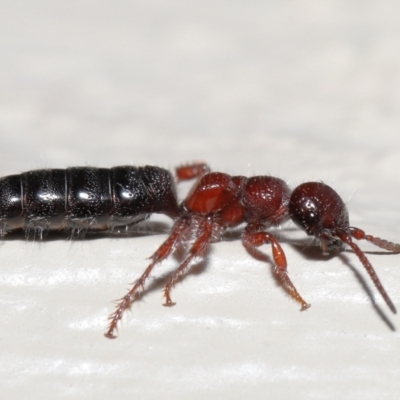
left=0, top=166, right=179, bottom=236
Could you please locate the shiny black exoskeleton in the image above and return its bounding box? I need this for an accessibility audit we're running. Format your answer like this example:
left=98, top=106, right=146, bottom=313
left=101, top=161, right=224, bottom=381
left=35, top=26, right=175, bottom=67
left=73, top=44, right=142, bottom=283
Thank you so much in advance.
left=0, top=166, right=179, bottom=237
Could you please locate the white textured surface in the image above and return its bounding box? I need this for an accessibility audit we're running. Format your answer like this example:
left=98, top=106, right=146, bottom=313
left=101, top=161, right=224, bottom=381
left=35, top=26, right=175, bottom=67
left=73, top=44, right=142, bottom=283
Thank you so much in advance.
left=1, top=1, right=400, bottom=399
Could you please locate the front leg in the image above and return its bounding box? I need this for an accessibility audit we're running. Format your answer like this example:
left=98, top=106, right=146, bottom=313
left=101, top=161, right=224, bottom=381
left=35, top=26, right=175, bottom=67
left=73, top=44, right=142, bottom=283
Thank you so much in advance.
left=242, top=225, right=310, bottom=310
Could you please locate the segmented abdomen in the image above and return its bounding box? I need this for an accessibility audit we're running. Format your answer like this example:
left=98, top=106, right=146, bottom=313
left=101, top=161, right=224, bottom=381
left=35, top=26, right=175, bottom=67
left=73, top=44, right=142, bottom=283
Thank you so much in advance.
left=0, top=166, right=179, bottom=237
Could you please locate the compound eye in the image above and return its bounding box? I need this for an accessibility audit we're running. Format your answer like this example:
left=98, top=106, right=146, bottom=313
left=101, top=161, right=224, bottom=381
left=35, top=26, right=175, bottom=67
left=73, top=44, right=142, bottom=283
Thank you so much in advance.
left=290, top=197, right=321, bottom=235
left=303, top=199, right=319, bottom=223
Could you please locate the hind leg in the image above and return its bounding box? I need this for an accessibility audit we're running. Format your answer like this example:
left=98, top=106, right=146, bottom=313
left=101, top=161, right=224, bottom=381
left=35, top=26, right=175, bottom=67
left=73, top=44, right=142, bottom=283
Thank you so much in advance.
left=105, top=217, right=190, bottom=339
left=163, top=217, right=214, bottom=306
left=176, top=162, right=210, bottom=182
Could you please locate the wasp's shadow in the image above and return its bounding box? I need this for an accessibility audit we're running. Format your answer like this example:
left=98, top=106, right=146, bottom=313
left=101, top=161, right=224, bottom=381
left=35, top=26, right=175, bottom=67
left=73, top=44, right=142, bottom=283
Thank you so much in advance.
left=290, top=240, right=396, bottom=331
left=1, top=221, right=171, bottom=242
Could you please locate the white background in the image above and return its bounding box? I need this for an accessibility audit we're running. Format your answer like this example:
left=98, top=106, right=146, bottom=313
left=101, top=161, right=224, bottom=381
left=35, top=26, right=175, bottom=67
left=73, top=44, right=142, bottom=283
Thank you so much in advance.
left=1, top=1, right=400, bottom=399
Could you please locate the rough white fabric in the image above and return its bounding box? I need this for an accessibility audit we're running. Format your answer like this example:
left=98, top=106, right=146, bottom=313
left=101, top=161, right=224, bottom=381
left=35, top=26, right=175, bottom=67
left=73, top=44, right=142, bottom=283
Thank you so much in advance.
left=1, top=1, right=400, bottom=399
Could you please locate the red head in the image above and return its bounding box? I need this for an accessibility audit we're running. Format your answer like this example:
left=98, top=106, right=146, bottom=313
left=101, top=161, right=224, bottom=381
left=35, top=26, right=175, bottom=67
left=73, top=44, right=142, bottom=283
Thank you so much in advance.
left=289, top=182, right=349, bottom=252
